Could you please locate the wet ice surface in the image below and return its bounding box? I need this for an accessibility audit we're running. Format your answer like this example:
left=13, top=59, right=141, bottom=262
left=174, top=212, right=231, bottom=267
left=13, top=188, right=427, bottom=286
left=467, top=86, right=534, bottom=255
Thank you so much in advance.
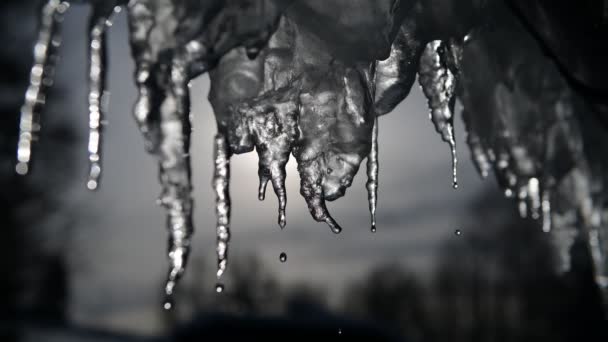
left=53, top=11, right=487, bottom=330
left=17, top=0, right=608, bottom=314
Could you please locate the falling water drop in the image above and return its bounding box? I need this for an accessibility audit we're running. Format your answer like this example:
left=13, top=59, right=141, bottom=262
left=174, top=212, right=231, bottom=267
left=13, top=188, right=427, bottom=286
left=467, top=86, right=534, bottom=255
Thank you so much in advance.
left=366, top=117, right=379, bottom=233
left=163, top=300, right=172, bottom=311
left=455, top=229, right=462, bottom=236
left=280, top=252, right=287, bottom=263
left=213, top=134, right=232, bottom=280
left=338, top=328, right=342, bottom=335
left=215, top=283, right=225, bottom=293
left=16, top=0, right=69, bottom=175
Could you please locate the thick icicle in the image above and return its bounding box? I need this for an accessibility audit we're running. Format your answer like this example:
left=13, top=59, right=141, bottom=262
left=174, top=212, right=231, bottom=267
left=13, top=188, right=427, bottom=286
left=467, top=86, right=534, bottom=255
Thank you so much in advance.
left=213, top=133, right=231, bottom=280
left=418, top=40, right=458, bottom=189
left=158, top=59, right=195, bottom=309
left=366, top=117, right=379, bottom=233
left=247, top=98, right=299, bottom=229
left=16, top=0, right=69, bottom=175
left=86, top=4, right=120, bottom=190
left=126, top=1, right=162, bottom=153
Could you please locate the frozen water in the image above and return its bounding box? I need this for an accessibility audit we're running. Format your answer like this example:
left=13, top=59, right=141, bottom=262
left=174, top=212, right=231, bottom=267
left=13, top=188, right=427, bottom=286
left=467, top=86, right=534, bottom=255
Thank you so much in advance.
left=15, top=0, right=608, bottom=310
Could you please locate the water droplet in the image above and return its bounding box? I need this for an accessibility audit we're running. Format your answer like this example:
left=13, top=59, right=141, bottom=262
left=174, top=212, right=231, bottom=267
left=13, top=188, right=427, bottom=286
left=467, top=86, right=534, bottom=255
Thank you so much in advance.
left=338, top=328, right=342, bottom=335
left=163, top=301, right=172, bottom=311
left=371, top=225, right=377, bottom=233
left=455, top=229, right=462, bottom=236
left=279, top=252, right=287, bottom=262
left=215, top=283, right=224, bottom=293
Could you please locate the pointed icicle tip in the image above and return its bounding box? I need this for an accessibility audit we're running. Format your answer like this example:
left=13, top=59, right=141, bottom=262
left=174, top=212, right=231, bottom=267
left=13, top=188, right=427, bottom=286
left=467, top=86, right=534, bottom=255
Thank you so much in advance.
left=326, top=216, right=342, bottom=234
left=270, top=168, right=288, bottom=230
left=278, top=210, right=287, bottom=229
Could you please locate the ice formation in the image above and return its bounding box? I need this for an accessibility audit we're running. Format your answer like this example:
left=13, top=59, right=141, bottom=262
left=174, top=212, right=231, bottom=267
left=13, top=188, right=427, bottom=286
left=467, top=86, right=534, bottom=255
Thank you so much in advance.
left=16, top=0, right=608, bottom=308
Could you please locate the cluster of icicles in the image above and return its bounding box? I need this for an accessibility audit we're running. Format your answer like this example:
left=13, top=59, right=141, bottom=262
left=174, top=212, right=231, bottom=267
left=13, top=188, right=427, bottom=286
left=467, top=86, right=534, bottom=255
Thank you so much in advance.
left=16, top=0, right=606, bottom=308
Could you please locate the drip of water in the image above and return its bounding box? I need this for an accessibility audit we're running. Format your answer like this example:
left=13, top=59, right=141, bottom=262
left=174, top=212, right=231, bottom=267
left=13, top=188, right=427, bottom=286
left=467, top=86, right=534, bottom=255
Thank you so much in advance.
left=213, top=134, right=231, bottom=279
left=163, top=300, right=172, bottom=311
left=418, top=40, right=459, bottom=189
left=16, top=0, right=69, bottom=175
left=279, top=252, right=287, bottom=262
left=215, top=283, right=225, bottom=293
left=86, top=4, right=120, bottom=190
left=455, top=229, right=462, bottom=236
left=366, top=117, right=379, bottom=233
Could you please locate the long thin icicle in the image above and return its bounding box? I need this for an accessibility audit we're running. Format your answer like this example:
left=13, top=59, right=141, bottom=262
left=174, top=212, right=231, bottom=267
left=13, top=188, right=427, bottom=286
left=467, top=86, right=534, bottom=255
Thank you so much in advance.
left=213, top=133, right=231, bottom=281
left=86, top=4, right=120, bottom=190
left=366, top=117, right=379, bottom=233
left=159, top=59, right=195, bottom=310
left=418, top=40, right=458, bottom=189
left=16, top=0, right=69, bottom=175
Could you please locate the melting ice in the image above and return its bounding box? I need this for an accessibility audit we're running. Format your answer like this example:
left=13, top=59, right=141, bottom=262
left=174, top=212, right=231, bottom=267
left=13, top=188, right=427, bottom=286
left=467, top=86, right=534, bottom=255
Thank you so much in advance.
left=16, top=0, right=608, bottom=309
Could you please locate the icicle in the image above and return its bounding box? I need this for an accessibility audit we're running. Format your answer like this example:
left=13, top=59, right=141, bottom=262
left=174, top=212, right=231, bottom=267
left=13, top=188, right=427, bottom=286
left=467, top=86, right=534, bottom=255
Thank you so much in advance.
left=86, top=4, right=120, bottom=190
left=465, top=129, right=491, bottom=179
left=298, top=159, right=342, bottom=234
left=16, top=0, right=69, bottom=175
left=246, top=97, right=299, bottom=229
left=418, top=41, right=458, bottom=189
left=158, top=58, right=195, bottom=309
left=213, top=133, right=231, bottom=280
left=127, top=1, right=161, bottom=153
left=366, top=117, right=379, bottom=233
left=270, top=160, right=288, bottom=229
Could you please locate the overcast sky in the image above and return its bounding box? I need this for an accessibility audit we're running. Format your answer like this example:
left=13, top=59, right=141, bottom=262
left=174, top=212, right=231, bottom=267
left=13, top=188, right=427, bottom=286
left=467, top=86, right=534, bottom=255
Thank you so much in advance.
left=49, top=7, right=502, bottom=334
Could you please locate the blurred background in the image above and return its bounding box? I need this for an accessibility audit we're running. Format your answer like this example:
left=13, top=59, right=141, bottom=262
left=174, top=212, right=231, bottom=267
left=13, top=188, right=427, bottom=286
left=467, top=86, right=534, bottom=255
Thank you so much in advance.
left=1, top=1, right=606, bottom=341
